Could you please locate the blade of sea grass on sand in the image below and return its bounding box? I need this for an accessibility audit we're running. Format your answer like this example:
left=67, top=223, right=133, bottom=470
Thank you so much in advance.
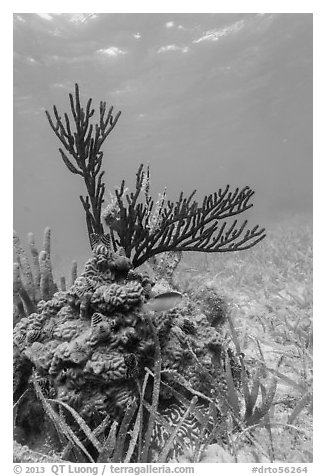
left=224, top=350, right=241, bottom=418
left=124, top=374, right=149, bottom=463
left=160, top=369, right=215, bottom=405
left=140, top=312, right=162, bottom=463
left=192, top=402, right=216, bottom=463
left=226, top=313, right=252, bottom=409
left=245, top=365, right=263, bottom=419
left=288, top=391, right=312, bottom=425
left=47, top=399, right=102, bottom=453
left=97, top=421, right=119, bottom=463
left=146, top=367, right=213, bottom=425
left=112, top=399, right=138, bottom=462
left=32, top=374, right=95, bottom=462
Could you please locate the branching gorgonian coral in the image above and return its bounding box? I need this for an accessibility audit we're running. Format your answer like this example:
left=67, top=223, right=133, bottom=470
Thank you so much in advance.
left=45, top=83, right=121, bottom=239
left=102, top=164, right=266, bottom=268
left=46, top=84, right=266, bottom=268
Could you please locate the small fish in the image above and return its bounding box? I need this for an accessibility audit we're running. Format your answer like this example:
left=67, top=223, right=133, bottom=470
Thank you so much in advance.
left=144, top=291, right=183, bottom=313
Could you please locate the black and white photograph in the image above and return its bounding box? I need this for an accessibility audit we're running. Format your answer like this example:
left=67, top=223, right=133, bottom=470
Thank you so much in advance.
left=13, top=11, right=313, bottom=466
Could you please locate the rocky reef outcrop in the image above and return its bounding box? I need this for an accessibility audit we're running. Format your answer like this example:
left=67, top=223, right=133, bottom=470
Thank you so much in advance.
left=13, top=237, right=228, bottom=459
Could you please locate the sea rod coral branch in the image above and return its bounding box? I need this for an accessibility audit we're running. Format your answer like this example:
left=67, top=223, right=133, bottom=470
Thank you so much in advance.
left=45, top=83, right=121, bottom=239
left=13, top=228, right=75, bottom=320
left=103, top=164, right=266, bottom=268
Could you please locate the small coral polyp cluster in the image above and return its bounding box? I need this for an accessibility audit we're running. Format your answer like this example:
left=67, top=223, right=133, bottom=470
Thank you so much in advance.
left=14, top=239, right=225, bottom=438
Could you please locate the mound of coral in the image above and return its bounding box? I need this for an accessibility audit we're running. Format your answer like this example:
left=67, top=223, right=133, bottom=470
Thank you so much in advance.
left=13, top=239, right=229, bottom=459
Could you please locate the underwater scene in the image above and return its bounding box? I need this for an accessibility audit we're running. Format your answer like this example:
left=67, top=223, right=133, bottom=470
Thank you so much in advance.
left=13, top=14, right=312, bottom=463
